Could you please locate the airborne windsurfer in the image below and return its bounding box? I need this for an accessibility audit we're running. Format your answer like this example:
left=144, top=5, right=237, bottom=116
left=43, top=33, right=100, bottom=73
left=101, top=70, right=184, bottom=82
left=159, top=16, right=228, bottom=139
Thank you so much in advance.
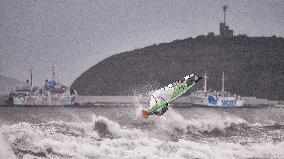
left=142, top=74, right=202, bottom=119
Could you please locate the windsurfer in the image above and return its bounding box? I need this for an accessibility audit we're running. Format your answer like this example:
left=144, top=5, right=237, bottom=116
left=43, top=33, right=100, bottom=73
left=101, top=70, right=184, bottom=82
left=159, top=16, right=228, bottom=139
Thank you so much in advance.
left=142, top=74, right=202, bottom=119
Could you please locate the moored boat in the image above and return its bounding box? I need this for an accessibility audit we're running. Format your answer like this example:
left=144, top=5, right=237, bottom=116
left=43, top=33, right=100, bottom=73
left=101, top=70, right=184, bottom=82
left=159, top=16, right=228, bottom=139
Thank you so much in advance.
left=190, top=72, right=245, bottom=107
left=8, top=68, right=78, bottom=106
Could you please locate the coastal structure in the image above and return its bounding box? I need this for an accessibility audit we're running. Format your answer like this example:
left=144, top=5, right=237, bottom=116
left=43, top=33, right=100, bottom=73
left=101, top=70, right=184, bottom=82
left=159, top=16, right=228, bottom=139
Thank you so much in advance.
left=219, top=5, right=233, bottom=37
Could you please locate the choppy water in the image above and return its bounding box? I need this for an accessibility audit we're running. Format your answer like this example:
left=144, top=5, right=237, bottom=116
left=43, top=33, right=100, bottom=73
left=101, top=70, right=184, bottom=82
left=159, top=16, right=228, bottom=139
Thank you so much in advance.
left=0, top=104, right=283, bottom=159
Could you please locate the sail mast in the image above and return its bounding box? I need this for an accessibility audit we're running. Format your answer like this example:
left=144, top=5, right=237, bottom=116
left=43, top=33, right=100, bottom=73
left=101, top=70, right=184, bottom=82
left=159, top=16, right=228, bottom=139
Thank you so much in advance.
left=204, top=73, right=208, bottom=92
left=30, top=69, right=33, bottom=87
left=222, top=72, right=225, bottom=92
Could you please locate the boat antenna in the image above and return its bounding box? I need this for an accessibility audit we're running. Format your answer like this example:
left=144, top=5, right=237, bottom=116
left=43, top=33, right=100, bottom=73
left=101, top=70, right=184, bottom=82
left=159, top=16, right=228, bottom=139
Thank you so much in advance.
left=52, top=66, right=55, bottom=79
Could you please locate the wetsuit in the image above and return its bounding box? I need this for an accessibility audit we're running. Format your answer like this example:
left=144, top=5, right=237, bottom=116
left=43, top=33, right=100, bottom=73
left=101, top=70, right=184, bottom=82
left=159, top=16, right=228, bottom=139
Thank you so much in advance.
left=153, top=106, right=168, bottom=116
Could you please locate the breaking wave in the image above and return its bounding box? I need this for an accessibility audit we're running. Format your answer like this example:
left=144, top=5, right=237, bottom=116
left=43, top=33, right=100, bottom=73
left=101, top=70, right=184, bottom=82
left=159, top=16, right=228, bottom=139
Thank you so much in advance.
left=0, top=108, right=283, bottom=159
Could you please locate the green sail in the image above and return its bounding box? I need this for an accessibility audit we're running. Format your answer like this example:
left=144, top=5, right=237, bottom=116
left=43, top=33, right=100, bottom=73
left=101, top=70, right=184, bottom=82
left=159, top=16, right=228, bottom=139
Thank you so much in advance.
left=148, top=74, right=201, bottom=113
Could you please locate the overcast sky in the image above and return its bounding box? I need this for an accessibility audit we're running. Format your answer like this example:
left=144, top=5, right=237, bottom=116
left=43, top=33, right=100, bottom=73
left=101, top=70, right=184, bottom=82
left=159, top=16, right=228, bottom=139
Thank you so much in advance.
left=1, top=0, right=283, bottom=86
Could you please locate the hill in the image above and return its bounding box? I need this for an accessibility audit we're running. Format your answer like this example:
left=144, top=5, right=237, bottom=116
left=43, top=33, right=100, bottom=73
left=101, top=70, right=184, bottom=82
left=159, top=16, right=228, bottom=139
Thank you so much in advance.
left=71, top=36, right=284, bottom=100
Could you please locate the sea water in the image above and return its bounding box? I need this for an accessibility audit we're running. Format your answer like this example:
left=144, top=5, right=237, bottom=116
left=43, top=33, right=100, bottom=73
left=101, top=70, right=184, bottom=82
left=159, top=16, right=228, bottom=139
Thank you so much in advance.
left=0, top=105, right=283, bottom=159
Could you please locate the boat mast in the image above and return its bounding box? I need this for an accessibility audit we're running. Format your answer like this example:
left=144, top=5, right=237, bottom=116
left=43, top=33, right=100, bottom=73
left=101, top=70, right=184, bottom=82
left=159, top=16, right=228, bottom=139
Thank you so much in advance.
left=221, top=72, right=225, bottom=93
left=204, top=73, right=208, bottom=92
left=52, top=66, right=55, bottom=79
left=30, top=69, right=33, bottom=87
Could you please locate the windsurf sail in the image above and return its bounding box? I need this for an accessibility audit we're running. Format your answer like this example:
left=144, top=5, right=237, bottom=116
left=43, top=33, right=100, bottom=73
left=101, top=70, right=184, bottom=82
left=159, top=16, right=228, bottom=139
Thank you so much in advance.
left=143, top=74, right=202, bottom=118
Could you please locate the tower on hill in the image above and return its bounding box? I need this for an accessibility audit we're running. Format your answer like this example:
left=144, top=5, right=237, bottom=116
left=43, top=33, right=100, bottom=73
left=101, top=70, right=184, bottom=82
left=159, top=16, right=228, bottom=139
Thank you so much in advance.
left=220, top=5, right=233, bottom=37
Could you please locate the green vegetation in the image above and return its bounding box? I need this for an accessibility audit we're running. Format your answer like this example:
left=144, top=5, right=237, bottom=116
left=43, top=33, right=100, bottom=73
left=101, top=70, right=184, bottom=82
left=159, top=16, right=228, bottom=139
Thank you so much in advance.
left=71, top=36, right=284, bottom=100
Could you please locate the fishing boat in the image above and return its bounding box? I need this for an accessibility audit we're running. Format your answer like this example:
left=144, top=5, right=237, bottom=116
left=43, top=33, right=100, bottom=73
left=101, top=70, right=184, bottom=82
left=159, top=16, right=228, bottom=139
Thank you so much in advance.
left=190, top=72, right=245, bottom=107
left=8, top=68, right=78, bottom=106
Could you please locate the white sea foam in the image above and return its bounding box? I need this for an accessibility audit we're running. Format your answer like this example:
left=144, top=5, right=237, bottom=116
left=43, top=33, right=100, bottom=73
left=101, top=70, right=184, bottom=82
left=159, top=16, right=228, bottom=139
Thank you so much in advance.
left=0, top=133, right=17, bottom=159
left=150, top=107, right=246, bottom=135
left=133, top=94, right=148, bottom=119
left=0, top=113, right=283, bottom=159
left=187, top=110, right=246, bottom=132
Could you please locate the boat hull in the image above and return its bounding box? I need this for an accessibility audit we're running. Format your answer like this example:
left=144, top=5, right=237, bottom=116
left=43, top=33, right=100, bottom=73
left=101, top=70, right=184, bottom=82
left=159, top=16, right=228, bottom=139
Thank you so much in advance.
left=190, top=95, right=245, bottom=107
left=13, top=95, right=76, bottom=106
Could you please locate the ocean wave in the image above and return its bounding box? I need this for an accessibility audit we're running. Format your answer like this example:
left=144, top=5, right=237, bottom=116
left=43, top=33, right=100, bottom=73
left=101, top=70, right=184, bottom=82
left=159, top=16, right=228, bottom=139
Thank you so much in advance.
left=0, top=133, right=17, bottom=159
left=0, top=112, right=283, bottom=159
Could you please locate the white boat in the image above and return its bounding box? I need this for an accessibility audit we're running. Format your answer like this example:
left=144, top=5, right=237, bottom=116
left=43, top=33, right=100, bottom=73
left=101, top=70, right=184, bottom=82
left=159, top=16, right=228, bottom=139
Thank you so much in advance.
left=10, top=80, right=78, bottom=106
left=9, top=68, right=78, bottom=106
left=190, top=72, right=245, bottom=107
